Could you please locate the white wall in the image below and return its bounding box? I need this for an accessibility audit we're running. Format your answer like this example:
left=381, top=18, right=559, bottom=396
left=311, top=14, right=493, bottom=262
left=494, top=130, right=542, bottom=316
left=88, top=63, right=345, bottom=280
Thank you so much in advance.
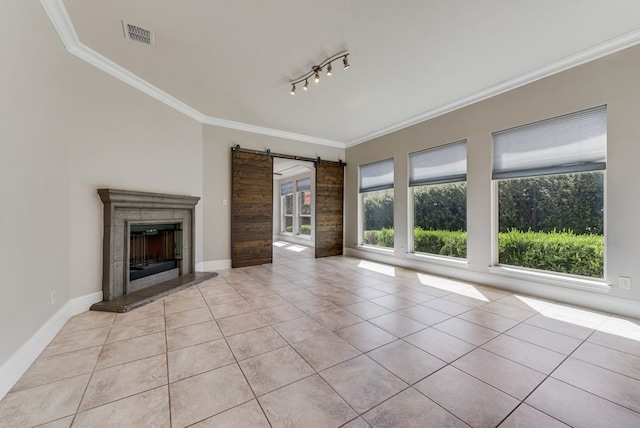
left=0, top=1, right=203, bottom=371
left=202, top=126, right=345, bottom=266
left=66, top=59, right=203, bottom=299
left=345, top=44, right=640, bottom=317
left=0, top=1, right=72, bottom=367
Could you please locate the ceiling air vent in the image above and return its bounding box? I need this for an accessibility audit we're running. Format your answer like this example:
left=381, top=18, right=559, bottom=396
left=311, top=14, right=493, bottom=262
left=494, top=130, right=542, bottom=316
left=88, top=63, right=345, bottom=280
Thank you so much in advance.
left=122, top=20, right=154, bottom=46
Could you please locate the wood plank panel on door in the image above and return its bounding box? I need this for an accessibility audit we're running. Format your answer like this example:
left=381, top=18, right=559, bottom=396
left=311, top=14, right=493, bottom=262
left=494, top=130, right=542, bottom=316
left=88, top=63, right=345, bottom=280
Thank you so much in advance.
left=315, top=162, right=344, bottom=258
left=231, top=150, right=273, bottom=268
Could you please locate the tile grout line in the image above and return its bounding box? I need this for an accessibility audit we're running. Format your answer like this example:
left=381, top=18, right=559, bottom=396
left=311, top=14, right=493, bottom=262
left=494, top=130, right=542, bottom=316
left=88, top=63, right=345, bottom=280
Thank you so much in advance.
left=9, top=248, right=640, bottom=427
left=202, top=277, right=274, bottom=427
left=492, top=315, right=619, bottom=426
left=162, top=298, right=174, bottom=427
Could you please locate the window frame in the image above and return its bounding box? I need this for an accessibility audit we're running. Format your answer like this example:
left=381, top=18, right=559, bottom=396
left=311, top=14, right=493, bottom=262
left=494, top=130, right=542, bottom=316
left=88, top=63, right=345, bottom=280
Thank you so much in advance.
left=490, top=106, right=607, bottom=280
left=278, top=175, right=314, bottom=240
left=408, top=140, right=468, bottom=260
left=280, top=185, right=294, bottom=234
left=296, top=178, right=312, bottom=237
left=358, top=158, right=395, bottom=250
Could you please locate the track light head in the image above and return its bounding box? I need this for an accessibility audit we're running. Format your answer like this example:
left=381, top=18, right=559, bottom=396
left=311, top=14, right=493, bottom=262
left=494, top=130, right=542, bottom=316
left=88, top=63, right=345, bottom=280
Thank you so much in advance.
left=288, top=51, right=349, bottom=94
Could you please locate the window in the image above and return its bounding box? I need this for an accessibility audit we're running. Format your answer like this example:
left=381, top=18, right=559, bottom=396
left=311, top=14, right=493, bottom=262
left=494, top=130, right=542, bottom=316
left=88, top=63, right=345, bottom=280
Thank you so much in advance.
left=296, top=178, right=312, bottom=236
left=280, top=182, right=293, bottom=233
left=359, top=158, right=394, bottom=248
left=409, top=140, right=467, bottom=258
left=280, top=178, right=313, bottom=238
left=493, top=105, right=606, bottom=278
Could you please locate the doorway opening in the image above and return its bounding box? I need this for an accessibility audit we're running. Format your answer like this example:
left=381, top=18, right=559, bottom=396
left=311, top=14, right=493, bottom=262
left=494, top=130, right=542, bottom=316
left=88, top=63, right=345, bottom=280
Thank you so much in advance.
left=231, top=145, right=344, bottom=268
left=273, top=158, right=315, bottom=249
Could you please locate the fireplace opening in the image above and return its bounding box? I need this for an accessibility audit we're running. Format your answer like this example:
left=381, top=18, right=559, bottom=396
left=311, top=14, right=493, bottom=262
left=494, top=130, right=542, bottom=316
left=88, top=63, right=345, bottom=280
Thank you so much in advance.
left=129, top=223, right=183, bottom=281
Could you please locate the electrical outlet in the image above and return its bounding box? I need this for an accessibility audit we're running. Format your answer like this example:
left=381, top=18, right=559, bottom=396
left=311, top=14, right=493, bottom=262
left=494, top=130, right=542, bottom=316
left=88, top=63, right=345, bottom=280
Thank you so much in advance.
left=619, top=276, right=632, bottom=290
left=50, top=290, right=56, bottom=304
left=223, top=199, right=228, bottom=206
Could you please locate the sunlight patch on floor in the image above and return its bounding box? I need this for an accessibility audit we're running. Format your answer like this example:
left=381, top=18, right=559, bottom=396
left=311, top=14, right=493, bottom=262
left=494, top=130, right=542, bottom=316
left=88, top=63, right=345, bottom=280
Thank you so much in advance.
left=416, top=273, right=490, bottom=302
left=286, top=245, right=307, bottom=253
left=597, top=316, right=640, bottom=341
left=357, top=260, right=396, bottom=277
left=540, top=303, right=610, bottom=329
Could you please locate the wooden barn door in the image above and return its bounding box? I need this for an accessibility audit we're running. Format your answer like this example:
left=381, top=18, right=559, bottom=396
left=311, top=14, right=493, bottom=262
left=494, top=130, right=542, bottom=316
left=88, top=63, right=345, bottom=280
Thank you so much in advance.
left=315, top=162, right=345, bottom=258
left=231, top=150, right=273, bottom=268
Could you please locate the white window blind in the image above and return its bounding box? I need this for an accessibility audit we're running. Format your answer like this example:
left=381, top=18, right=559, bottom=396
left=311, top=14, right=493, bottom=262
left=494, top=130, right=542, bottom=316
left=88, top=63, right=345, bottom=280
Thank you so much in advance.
left=281, top=182, right=293, bottom=195
left=493, top=105, right=606, bottom=180
left=359, top=158, right=394, bottom=193
left=296, top=178, right=311, bottom=192
left=409, top=140, right=467, bottom=187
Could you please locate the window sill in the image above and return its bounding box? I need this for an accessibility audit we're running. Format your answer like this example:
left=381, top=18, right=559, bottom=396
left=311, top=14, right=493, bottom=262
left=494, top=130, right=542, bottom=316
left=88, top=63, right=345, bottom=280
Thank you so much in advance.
left=488, top=265, right=611, bottom=293
left=406, top=252, right=469, bottom=268
left=356, top=245, right=395, bottom=255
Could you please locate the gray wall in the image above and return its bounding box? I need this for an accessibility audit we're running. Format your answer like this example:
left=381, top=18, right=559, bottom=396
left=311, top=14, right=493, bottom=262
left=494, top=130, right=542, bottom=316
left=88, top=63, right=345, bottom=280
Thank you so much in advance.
left=345, top=44, right=640, bottom=310
left=0, top=1, right=203, bottom=367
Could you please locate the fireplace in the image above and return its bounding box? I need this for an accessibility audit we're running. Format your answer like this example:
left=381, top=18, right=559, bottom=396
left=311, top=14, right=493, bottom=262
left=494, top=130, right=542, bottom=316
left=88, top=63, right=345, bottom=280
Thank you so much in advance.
left=92, top=189, right=215, bottom=312
left=129, top=224, right=181, bottom=279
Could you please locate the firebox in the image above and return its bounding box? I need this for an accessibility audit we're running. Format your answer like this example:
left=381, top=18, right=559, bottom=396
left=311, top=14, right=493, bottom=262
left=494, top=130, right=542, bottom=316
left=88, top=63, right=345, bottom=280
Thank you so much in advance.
left=129, top=223, right=183, bottom=282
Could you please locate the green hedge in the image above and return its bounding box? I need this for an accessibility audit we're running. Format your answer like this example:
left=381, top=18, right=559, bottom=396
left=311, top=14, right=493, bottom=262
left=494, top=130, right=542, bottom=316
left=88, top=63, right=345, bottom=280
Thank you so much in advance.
left=362, top=228, right=603, bottom=278
left=363, top=227, right=394, bottom=248
left=284, top=225, right=312, bottom=235
left=499, top=229, right=603, bottom=278
left=414, top=228, right=467, bottom=258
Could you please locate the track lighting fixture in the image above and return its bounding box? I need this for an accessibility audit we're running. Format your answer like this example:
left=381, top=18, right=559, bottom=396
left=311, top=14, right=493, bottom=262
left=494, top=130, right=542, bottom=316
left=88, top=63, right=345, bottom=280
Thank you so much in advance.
left=289, top=50, right=349, bottom=95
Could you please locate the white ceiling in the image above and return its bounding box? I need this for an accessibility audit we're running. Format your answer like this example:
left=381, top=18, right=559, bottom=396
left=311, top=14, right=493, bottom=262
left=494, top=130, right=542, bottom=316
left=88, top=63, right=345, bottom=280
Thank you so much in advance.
left=55, top=0, right=640, bottom=147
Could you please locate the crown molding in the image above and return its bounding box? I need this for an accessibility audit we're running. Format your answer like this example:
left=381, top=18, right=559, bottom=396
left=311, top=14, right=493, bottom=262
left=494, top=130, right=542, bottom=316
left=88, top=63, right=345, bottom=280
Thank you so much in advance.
left=345, top=28, right=640, bottom=148
left=201, top=116, right=345, bottom=148
left=41, top=0, right=640, bottom=151
left=40, top=0, right=206, bottom=123
left=39, top=0, right=346, bottom=149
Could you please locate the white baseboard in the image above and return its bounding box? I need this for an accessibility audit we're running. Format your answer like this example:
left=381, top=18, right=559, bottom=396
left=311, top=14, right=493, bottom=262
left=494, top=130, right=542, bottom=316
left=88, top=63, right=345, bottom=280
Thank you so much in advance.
left=0, top=291, right=103, bottom=400
left=71, top=291, right=104, bottom=315
left=197, top=259, right=232, bottom=272
left=345, top=248, right=640, bottom=319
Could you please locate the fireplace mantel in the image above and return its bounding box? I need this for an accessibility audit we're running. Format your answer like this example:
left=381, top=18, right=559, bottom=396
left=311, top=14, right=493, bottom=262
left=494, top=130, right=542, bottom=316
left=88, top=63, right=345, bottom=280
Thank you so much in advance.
left=93, top=189, right=211, bottom=312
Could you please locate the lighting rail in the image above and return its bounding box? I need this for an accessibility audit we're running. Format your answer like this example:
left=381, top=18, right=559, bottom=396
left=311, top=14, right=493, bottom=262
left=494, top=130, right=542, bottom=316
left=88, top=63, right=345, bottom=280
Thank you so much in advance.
left=289, top=50, right=350, bottom=95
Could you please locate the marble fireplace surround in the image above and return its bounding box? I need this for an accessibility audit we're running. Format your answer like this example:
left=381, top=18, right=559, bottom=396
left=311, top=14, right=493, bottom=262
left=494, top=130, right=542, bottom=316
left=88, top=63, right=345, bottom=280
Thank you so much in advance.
left=92, top=189, right=214, bottom=312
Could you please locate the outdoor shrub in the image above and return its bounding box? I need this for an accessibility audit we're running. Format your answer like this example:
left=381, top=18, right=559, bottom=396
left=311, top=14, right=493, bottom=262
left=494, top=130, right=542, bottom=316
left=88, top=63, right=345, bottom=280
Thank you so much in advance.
left=378, top=228, right=394, bottom=248
left=362, top=189, right=394, bottom=231
left=300, top=224, right=312, bottom=234
left=378, top=227, right=604, bottom=278
left=499, top=229, right=604, bottom=277
left=414, top=228, right=467, bottom=258
left=362, top=228, right=394, bottom=248
left=363, top=230, right=379, bottom=246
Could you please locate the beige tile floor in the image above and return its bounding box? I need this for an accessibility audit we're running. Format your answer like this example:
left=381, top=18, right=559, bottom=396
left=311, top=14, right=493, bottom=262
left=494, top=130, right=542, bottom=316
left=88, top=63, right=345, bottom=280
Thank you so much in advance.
left=2, top=243, right=640, bottom=427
